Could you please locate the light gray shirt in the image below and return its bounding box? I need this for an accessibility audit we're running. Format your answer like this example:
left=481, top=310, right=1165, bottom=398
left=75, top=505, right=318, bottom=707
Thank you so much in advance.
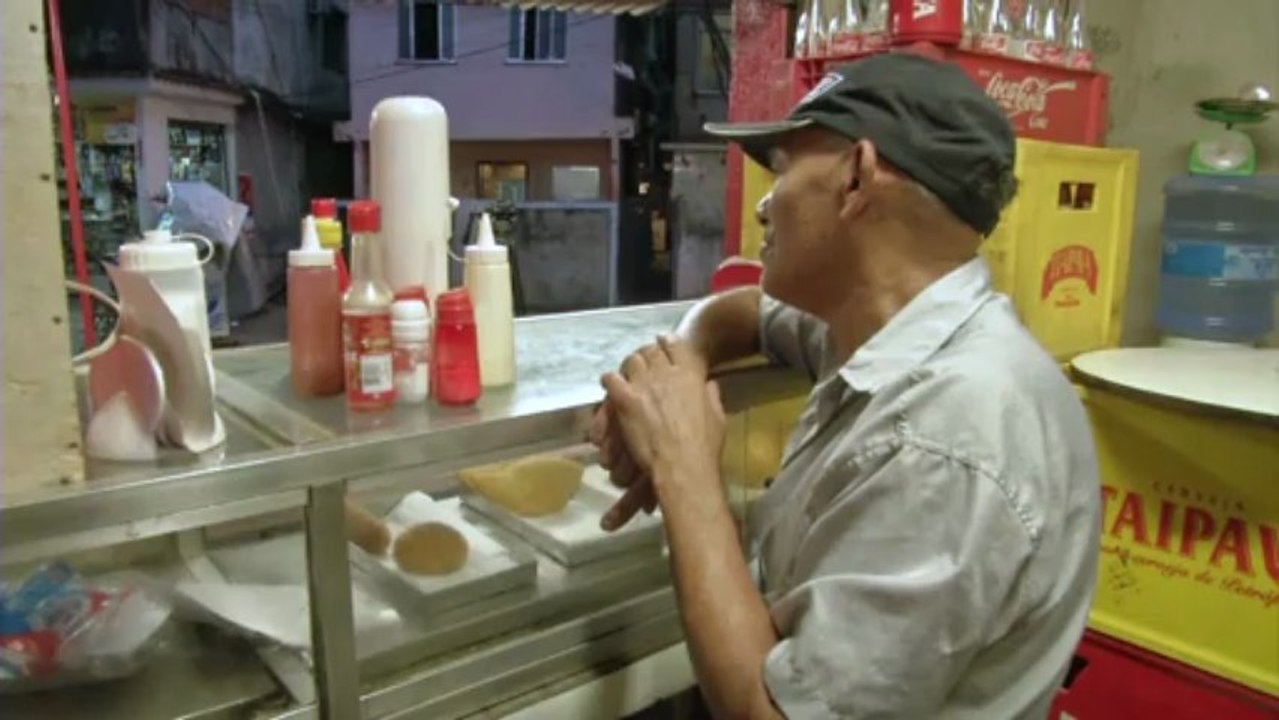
left=752, top=257, right=1100, bottom=719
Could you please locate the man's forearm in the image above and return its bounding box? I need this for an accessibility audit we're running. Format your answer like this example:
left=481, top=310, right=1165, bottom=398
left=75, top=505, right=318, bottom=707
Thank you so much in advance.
left=675, top=286, right=763, bottom=373
left=656, top=462, right=783, bottom=720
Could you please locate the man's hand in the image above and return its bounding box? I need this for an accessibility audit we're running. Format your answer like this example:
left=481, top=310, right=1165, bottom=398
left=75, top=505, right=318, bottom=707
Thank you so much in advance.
left=591, top=334, right=713, bottom=531
left=589, top=398, right=658, bottom=530
left=601, top=335, right=725, bottom=501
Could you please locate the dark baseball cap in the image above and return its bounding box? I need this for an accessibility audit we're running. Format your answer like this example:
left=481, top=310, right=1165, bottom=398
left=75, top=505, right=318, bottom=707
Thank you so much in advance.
left=706, top=53, right=1017, bottom=235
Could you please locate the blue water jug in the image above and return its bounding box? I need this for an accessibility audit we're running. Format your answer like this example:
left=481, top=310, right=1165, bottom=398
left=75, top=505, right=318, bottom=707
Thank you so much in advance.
left=1156, top=175, right=1279, bottom=344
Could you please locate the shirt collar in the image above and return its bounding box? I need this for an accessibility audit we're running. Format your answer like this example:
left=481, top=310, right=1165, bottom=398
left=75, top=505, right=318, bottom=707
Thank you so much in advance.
left=837, top=257, right=994, bottom=394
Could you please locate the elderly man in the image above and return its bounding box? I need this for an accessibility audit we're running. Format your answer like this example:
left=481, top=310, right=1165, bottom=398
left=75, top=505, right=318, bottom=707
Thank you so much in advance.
left=592, top=54, right=1100, bottom=719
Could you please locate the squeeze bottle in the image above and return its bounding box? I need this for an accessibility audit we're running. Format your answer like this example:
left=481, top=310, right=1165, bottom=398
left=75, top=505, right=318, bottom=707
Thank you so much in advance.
left=343, top=201, right=396, bottom=411
left=118, top=228, right=214, bottom=354
left=288, top=216, right=344, bottom=397
left=432, top=289, right=481, bottom=406
left=311, top=198, right=350, bottom=292
left=463, top=212, right=516, bottom=387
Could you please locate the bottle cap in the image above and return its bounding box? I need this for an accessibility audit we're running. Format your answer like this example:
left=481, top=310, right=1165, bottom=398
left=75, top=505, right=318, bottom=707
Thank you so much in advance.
left=120, top=228, right=199, bottom=271
left=391, top=298, right=430, bottom=327
left=435, top=289, right=476, bottom=325
left=464, top=212, right=508, bottom=264
left=142, top=228, right=173, bottom=244
left=290, top=215, right=335, bottom=268
left=394, top=285, right=431, bottom=312
left=311, top=198, right=338, bottom=219
left=348, top=200, right=381, bottom=233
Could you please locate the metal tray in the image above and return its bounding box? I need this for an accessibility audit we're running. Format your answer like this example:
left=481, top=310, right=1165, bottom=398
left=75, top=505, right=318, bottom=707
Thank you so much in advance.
left=461, top=465, right=664, bottom=567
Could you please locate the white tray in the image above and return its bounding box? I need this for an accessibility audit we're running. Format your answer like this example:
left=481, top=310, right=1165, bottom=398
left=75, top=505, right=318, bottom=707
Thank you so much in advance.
left=350, top=494, right=536, bottom=615
left=461, top=465, right=665, bottom=567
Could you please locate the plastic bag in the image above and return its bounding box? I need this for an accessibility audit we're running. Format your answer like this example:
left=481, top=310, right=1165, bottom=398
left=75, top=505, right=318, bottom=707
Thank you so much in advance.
left=0, top=562, right=171, bottom=694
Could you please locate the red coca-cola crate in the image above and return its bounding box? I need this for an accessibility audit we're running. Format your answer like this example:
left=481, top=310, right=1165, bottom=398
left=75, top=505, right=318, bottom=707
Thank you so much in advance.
left=1051, top=631, right=1279, bottom=719
left=794, top=43, right=1109, bottom=146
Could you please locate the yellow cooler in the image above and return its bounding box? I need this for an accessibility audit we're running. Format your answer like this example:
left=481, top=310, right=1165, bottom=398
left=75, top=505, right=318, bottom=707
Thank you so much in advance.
left=1072, top=347, right=1279, bottom=697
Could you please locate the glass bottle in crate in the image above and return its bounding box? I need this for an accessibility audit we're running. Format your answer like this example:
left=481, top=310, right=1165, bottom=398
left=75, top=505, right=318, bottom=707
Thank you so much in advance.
left=1018, top=0, right=1069, bottom=63
left=795, top=0, right=813, bottom=58
left=862, top=0, right=889, bottom=52
left=962, top=0, right=991, bottom=50
left=828, top=0, right=863, bottom=57
left=977, top=0, right=1017, bottom=55
left=1065, top=0, right=1093, bottom=69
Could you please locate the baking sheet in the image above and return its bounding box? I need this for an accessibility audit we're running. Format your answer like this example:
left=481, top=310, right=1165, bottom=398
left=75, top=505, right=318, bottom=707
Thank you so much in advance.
left=461, top=464, right=665, bottom=567
left=350, top=494, right=536, bottom=615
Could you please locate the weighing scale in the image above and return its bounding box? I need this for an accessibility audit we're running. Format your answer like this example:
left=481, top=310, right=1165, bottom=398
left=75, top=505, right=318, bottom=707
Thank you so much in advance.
left=1189, top=84, right=1276, bottom=175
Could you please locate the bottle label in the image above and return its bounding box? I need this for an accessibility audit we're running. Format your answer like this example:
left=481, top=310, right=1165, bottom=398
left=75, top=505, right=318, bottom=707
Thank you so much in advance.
left=1163, top=241, right=1279, bottom=282
left=393, top=341, right=430, bottom=399
left=344, top=313, right=395, bottom=405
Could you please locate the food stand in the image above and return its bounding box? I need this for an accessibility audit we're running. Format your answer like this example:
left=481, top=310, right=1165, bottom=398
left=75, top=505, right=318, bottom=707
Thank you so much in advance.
left=6, top=0, right=1278, bottom=717
left=2, top=303, right=808, bottom=718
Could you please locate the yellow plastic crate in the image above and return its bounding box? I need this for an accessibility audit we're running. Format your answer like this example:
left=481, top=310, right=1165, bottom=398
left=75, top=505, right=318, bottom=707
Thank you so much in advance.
left=1080, top=384, right=1279, bottom=697
left=980, top=139, right=1138, bottom=362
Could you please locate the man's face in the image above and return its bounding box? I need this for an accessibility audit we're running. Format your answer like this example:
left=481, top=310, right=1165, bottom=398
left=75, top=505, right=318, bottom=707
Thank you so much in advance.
left=757, top=130, right=858, bottom=314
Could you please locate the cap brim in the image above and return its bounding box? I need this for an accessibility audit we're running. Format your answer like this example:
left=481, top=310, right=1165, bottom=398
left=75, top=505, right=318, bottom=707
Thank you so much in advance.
left=704, top=118, right=815, bottom=166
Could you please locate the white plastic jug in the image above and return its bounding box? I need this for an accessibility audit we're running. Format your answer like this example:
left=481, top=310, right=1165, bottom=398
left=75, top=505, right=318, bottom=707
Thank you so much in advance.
left=118, top=229, right=215, bottom=354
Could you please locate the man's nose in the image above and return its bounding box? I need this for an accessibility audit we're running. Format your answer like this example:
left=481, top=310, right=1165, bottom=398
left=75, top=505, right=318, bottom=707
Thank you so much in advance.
left=755, top=191, right=772, bottom=226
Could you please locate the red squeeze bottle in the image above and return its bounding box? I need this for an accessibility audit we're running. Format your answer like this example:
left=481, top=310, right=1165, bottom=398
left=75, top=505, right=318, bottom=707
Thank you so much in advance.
left=432, top=289, right=482, bottom=406
left=311, top=198, right=351, bottom=292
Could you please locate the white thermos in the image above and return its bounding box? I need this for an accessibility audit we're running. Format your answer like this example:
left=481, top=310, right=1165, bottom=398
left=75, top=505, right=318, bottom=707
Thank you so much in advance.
left=369, top=96, right=452, bottom=302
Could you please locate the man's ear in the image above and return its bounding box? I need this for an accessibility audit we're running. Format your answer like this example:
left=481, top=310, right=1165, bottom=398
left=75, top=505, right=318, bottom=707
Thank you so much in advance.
left=839, top=139, right=879, bottom=221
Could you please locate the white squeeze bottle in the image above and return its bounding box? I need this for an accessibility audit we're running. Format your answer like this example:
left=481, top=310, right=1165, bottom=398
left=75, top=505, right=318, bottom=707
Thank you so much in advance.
left=118, top=228, right=214, bottom=353
left=463, top=212, right=515, bottom=387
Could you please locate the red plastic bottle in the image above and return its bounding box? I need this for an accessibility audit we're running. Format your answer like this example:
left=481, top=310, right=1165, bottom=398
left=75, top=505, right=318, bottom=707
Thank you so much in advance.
left=432, top=289, right=482, bottom=406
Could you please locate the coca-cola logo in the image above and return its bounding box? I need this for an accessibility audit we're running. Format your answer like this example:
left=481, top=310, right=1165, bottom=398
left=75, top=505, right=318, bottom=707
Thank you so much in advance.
left=983, top=72, right=1077, bottom=128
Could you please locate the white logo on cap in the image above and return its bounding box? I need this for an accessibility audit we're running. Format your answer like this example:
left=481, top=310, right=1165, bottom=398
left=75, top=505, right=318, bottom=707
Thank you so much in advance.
left=799, top=72, right=844, bottom=108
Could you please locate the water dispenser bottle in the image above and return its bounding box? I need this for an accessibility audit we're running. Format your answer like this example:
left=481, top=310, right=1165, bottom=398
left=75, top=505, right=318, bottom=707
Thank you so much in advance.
left=1156, top=175, right=1279, bottom=344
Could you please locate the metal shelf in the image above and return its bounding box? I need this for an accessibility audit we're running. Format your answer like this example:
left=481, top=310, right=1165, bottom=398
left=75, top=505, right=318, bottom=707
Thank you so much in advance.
left=0, top=301, right=807, bottom=719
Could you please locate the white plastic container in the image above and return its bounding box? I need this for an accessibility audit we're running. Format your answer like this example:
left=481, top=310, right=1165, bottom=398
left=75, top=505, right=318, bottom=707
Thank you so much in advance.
left=370, top=96, right=452, bottom=302
left=118, top=229, right=214, bottom=354
left=391, top=299, right=431, bottom=404
left=463, top=213, right=515, bottom=387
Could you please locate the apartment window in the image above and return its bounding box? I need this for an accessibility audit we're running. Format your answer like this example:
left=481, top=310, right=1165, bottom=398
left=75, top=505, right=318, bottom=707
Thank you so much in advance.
left=319, top=9, right=347, bottom=73
left=508, top=9, right=567, bottom=63
left=552, top=165, right=600, bottom=200
left=477, top=162, right=528, bottom=202
left=399, top=0, right=455, bottom=61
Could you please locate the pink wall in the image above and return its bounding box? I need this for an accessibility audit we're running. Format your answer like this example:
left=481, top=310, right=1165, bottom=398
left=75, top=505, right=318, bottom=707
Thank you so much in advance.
left=348, top=4, right=625, bottom=142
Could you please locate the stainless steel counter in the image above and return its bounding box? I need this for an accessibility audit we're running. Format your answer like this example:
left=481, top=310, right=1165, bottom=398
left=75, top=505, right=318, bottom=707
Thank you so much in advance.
left=1, top=302, right=809, bottom=719
left=2, top=303, right=697, bottom=560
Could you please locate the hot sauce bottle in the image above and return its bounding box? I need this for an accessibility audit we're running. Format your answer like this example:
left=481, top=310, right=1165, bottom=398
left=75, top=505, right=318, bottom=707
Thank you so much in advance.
left=342, top=201, right=396, bottom=411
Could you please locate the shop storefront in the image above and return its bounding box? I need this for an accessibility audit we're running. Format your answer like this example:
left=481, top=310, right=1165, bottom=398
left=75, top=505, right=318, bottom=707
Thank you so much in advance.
left=67, top=78, right=241, bottom=237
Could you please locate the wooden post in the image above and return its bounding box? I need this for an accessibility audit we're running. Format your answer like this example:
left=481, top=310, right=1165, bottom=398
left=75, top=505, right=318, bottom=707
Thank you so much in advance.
left=3, top=0, right=85, bottom=493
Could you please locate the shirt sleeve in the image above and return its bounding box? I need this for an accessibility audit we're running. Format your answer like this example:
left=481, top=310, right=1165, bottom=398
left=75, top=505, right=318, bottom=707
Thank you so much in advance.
left=761, top=441, right=1036, bottom=719
left=759, top=294, right=829, bottom=381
